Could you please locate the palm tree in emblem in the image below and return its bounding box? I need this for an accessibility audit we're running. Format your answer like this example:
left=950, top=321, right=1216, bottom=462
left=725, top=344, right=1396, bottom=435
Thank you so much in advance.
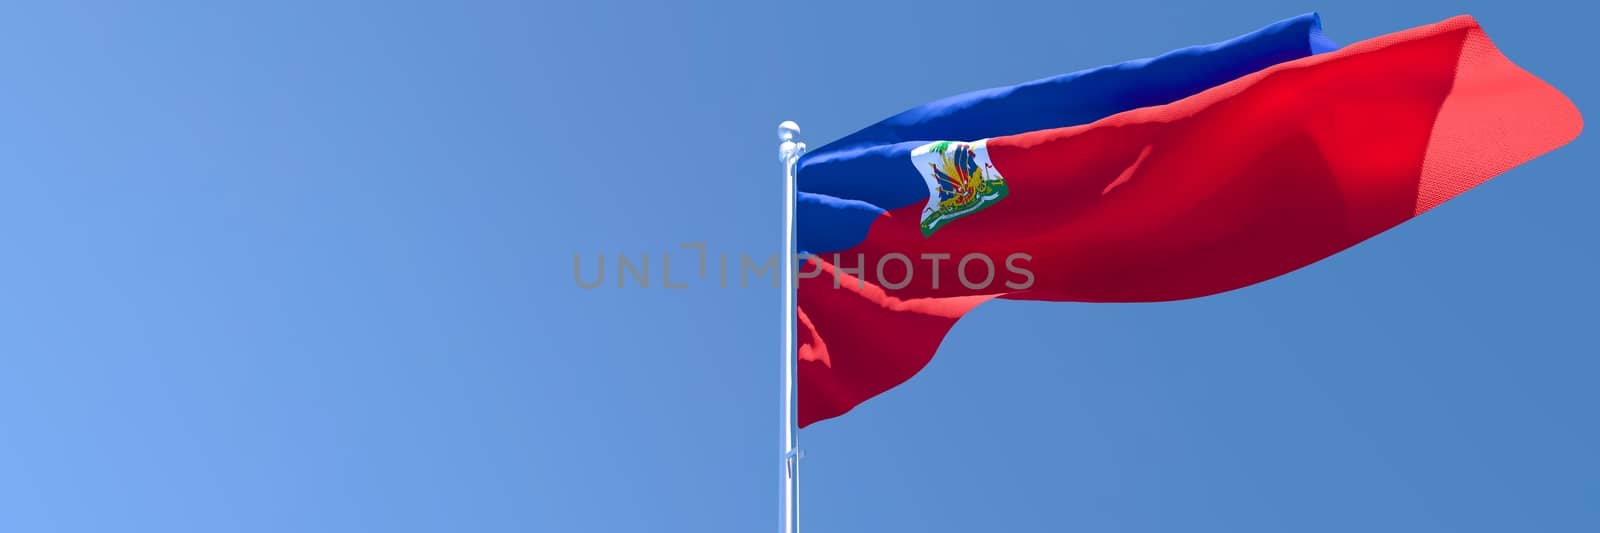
left=930, top=144, right=983, bottom=208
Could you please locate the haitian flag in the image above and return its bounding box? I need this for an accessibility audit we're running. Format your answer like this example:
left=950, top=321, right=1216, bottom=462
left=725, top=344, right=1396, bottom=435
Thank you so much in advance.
left=795, top=14, right=1581, bottom=427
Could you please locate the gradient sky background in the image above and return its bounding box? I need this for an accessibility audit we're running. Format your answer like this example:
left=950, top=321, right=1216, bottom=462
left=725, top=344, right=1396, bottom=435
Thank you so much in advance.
left=0, top=1, right=1595, bottom=531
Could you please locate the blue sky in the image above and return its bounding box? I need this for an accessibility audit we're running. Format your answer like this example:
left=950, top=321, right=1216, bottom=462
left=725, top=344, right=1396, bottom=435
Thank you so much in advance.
left=0, top=1, right=1595, bottom=531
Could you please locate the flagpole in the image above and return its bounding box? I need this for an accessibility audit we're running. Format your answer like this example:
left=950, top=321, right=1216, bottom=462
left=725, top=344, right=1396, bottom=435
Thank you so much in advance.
left=778, top=121, right=805, bottom=533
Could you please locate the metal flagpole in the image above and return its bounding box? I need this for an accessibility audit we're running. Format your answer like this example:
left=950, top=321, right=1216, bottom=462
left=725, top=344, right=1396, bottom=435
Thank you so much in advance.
left=778, top=121, right=805, bottom=533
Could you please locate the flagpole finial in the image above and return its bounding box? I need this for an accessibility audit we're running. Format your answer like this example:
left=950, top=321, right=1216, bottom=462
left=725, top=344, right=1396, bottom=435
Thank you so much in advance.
left=779, top=121, right=805, bottom=163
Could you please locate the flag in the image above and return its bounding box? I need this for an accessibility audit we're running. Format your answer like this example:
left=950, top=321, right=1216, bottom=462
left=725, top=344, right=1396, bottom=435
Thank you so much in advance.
left=795, top=14, right=1581, bottom=427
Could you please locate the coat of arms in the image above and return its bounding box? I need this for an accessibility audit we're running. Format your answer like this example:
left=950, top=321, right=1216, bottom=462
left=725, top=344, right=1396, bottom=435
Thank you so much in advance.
left=911, top=140, right=1009, bottom=237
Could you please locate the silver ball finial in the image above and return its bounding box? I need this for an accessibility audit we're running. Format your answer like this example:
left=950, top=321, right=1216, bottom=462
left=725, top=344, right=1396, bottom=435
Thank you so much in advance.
left=778, top=121, right=805, bottom=163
